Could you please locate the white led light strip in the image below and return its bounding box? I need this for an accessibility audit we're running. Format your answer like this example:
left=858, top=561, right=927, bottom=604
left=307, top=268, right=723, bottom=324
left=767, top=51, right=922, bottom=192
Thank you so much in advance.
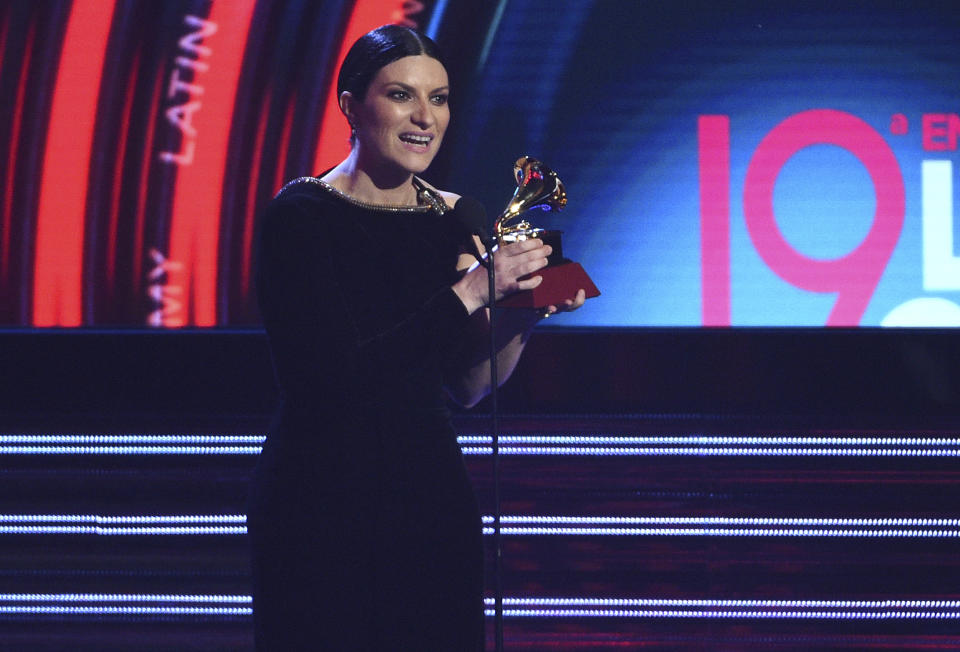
left=480, top=527, right=960, bottom=537
left=0, top=593, right=251, bottom=603
left=0, top=515, right=246, bottom=524
left=0, top=526, right=247, bottom=535
left=458, top=433, right=960, bottom=457
left=483, top=597, right=960, bottom=608
left=10, top=434, right=960, bottom=446
left=480, top=597, right=960, bottom=620
left=5, top=513, right=958, bottom=537
left=0, top=593, right=253, bottom=617
left=0, top=434, right=264, bottom=455
left=460, top=446, right=960, bottom=457
left=479, top=514, right=960, bottom=537
left=2, top=433, right=958, bottom=456
left=481, top=609, right=960, bottom=619
left=0, top=446, right=262, bottom=455
left=0, top=606, right=251, bottom=616
left=0, top=514, right=247, bottom=536
left=459, top=435, right=960, bottom=446
left=1, top=593, right=956, bottom=621
left=481, top=515, right=960, bottom=527
left=0, top=435, right=266, bottom=444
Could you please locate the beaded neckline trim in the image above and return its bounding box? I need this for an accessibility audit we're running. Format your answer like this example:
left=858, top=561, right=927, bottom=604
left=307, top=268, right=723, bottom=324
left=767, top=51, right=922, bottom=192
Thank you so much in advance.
left=276, top=176, right=449, bottom=214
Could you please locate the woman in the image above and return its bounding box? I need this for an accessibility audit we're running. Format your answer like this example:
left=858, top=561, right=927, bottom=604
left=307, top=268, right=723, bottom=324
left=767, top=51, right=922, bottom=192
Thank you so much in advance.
left=249, top=25, right=584, bottom=651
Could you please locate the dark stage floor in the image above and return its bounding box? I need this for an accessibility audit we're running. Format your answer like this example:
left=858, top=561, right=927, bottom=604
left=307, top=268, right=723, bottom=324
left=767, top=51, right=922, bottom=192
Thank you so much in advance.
left=1, top=329, right=959, bottom=650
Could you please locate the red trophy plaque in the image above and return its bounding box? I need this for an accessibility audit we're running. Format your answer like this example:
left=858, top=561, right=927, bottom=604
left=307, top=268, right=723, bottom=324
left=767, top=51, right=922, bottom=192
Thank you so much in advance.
left=494, top=156, right=600, bottom=309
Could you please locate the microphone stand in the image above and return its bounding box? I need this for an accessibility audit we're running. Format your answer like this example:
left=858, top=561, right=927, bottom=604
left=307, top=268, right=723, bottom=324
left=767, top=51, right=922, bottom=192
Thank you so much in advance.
left=484, top=237, right=505, bottom=652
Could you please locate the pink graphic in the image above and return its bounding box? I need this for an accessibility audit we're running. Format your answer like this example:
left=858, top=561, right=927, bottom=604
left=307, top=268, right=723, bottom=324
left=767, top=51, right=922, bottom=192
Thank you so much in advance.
left=922, top=113, right=960, bottom=151
left=742, top=109, right=905, bottom=326
left=889, top=113, right=908, bottom=136
left=698, top=115, right=731, bottom=326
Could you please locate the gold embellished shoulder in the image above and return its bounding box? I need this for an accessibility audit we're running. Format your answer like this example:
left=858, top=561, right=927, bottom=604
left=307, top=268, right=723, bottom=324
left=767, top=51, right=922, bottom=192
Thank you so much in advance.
left=275, top=176, right=449, bottom=215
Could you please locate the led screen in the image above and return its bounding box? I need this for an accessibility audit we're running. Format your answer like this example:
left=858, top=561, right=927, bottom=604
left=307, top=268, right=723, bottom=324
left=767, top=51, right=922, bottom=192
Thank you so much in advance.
left=2, top=0, right=958, bottom=327
left=447, top=0, right=960, bottom=327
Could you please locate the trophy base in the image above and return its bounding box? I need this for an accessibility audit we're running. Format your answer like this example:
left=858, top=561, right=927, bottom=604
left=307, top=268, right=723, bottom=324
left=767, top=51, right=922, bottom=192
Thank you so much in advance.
left=497, top=261, right=600, bottom=309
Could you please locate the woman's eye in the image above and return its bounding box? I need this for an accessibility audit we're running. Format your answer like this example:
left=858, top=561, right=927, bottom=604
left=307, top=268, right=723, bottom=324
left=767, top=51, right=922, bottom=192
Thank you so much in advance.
left=431, top=94, right=449, bottom=106
left=388, top=90, right=410, bottom=101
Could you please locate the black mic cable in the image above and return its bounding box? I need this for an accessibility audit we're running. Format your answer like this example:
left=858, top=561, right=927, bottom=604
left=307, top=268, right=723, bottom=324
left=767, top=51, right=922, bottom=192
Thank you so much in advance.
left=451, top=197, right=504, bottom=652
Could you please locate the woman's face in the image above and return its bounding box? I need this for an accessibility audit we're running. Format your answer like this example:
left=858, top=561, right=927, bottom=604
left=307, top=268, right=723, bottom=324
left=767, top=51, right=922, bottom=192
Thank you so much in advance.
left=348, top=55, right=450, bottom=177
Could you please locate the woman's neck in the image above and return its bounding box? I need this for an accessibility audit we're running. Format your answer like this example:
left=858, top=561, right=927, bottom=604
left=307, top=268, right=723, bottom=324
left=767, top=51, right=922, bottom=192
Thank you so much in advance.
left=321, top=151, right=418, bottom=206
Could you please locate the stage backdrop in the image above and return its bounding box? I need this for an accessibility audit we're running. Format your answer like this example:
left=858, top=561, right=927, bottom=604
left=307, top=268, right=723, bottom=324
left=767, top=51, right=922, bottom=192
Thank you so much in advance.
left=2, top=0, right=959, bottom=327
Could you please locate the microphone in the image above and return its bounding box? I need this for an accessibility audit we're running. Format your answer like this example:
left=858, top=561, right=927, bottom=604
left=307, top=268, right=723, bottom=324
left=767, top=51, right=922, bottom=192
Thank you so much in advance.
left=451, top=196, right=491, bottom=266
left=452, top=194, right=504, bottom=652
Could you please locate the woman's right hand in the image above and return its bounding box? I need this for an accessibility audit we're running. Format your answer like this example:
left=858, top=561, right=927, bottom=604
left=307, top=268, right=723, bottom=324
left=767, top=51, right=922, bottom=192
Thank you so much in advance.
left=452, top=239, right=552, bottom=314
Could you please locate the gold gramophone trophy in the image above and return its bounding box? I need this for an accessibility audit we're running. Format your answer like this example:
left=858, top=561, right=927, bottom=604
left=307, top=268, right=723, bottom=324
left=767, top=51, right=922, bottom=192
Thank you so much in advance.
left=494, top=156, right=599, bottom=308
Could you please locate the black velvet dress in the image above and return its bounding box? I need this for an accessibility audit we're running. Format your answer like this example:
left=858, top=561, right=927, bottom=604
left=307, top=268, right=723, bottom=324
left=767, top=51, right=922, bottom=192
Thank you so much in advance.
left=248, top=177, right=484, bottom=651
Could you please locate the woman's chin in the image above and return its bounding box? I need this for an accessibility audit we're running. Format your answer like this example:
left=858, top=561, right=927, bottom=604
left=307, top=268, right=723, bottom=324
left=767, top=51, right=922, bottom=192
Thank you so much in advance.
left=362, top=148, right=439, bottom=180
left=397, top=157, right=436, bottom=176
left=394, top=143, right=443, bottom=172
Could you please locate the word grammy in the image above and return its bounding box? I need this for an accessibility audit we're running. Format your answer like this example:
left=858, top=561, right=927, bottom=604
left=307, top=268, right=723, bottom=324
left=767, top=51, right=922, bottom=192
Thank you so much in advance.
left=147, top=248, right=184, bottom=327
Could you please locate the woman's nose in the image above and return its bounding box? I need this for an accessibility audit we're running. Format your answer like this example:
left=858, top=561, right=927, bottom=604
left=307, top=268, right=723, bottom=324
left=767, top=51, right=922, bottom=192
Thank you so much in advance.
left=410, top=98, right=434, bottom=127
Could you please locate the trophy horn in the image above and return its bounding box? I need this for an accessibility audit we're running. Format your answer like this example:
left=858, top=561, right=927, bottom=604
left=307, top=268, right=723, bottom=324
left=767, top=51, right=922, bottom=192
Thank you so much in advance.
left=493, top=156, right=567, bottom=241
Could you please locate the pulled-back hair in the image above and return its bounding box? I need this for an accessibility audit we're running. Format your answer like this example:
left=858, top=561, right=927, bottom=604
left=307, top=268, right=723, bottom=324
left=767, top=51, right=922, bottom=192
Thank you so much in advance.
left=337, top=25, right=444, bottom=102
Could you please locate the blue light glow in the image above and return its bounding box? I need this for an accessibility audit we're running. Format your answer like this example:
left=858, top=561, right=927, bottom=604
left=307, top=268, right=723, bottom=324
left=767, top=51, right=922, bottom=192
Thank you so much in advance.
left=461, top=446, right=960, bottom=457
left=0, top=606, right=251, bottom=615
left=3, top=593, right=956, bottom=621
left=0, top=514, right=245, bottom=523
left=457, top=435, right=960, bottom=446
left=0, top=592, right=253, bottom=617
left=483, top=516, right=960, bottom=527
left=0, top=435, right=265, bottom=443
left=480, top=514, right=960, bottom=537
left=5, top=513, right=955, bottom=538
left=0, top=446, right=262, bottom=455
left=0, top=514, right=247, bottom=535
left=484, top=598, right=960, bottom=608
left=482, top=527, right=960, bottom=537
left=0, top=593, right=251, bottom=603
left=482, top=609, right=960, bottom=619
left=6, top=434, right=960, bottom=457
left=0, top=525, right=247, bottom=535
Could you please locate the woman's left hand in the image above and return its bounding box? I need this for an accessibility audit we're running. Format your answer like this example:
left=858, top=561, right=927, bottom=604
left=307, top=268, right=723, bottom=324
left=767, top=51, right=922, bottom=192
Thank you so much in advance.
left=541, top=288, right=587, bottom=318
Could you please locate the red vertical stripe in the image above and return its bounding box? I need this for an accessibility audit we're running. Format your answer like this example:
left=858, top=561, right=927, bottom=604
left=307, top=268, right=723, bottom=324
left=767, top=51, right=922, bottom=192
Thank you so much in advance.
left=0, top=9, right=9, bottom=72
left=2, top=22, right=34, bottom=287
left=32, top=0, right=116, bottom=326
left=240, top=94, right=270, bottom=297
left=272, top=91, right=296, bottom=194
left=239, top=91, right=297, bottom=309
left=312, top=0, right=406, bottom=174
left=133, top=68, right=165, bottom=303
left=698, top=115, right=731, bottom=327
left=106, top=49, right=140, bottom=286
left=165, top=0, right=256, bottom=326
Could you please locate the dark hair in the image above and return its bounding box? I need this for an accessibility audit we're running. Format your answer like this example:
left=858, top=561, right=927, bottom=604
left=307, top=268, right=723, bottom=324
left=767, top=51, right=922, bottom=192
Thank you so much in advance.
left=337, top=25, right=444, bottom=102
